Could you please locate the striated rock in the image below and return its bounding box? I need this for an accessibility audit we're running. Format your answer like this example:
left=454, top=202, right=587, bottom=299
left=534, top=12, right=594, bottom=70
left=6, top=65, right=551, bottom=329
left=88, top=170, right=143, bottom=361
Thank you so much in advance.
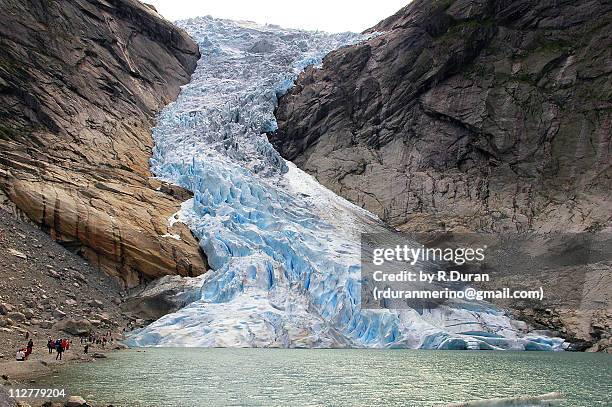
left=272, top=0, right=611, bottom=234
left=0, top=0, right=207, bottom=287
left=272, top=0, right=612, bottom=348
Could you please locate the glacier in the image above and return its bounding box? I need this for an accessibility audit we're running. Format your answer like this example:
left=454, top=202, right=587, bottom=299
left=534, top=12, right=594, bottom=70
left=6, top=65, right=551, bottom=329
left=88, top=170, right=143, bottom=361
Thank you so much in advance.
left=126, top=17, right=564, bottom=351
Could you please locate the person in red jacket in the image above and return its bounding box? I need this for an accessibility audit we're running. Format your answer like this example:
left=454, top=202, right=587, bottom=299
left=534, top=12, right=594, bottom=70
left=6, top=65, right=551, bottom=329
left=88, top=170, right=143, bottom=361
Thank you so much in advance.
left=25, top=339, right=33, bottom=359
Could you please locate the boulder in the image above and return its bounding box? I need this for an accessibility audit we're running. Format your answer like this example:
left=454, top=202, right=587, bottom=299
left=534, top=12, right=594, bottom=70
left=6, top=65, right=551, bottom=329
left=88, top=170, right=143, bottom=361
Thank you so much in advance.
left=39, top=320, right=53, bottom=329
left=72, top=272, right=86, bottom=283
left=92, top=313, right=112, bottom=324
left=8, top=248, right=26, bottom=259
left=54, top=319, right=93, bottom=336
left=52, top=309, right=66, bottom=319
left=0, top=303, right=14, bottom=315
left=22, top=308, right=34, bottom=319
left=6, top=311, right=25, bottom=322
left=88, top=300, right=104, bottom=309
left=65, top=395, right=88, bottom=407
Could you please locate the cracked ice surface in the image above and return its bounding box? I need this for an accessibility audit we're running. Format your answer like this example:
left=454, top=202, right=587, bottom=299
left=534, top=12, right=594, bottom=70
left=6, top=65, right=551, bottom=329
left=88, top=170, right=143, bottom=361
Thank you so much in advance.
left=126, top=17, right=564, bottom=350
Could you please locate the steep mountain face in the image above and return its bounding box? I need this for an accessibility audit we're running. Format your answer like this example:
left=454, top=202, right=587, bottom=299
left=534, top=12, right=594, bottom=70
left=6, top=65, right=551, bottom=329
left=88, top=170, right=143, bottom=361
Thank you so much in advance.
left=0, top=0, right=206, bottom=287
left=272, top=0, right=611, bottom=234
left=271, top=0, right=611, bottom=350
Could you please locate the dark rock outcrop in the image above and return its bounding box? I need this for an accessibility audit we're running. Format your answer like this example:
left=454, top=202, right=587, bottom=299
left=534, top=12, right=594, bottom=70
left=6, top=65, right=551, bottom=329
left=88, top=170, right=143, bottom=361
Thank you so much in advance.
left=272, top=0, right=611, bottom=234
left=0, top=0, right=207, bottom=286
left=121, top=274, right=203, bottom=321
left=272, top=0, right=612, bottom=349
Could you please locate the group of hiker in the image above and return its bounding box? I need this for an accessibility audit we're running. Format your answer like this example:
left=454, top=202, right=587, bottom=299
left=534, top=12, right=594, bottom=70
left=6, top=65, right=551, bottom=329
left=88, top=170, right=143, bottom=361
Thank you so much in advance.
left=47, top=337, right=71, bottom=360
left=80, top=331, right=113, bottom=349
left=16, top=330, right=115, bottom=361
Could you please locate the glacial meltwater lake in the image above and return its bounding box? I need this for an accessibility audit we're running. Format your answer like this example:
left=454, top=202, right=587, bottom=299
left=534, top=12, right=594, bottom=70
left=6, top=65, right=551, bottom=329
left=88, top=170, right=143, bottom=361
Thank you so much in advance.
left=40, top=349, right=611, bottom=407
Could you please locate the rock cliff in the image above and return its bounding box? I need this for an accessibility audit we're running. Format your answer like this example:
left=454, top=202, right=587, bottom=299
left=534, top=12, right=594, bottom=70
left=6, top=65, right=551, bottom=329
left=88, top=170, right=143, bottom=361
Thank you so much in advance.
left=272, top=0, right=612, bottom=350
left=0, top=0, right=206, bottom=287
left=272, top=0, right=611, bottom=234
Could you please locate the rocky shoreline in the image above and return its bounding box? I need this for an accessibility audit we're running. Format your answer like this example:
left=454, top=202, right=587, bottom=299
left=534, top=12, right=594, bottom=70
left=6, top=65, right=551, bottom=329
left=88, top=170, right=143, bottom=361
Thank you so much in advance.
left=0, top=209, right=142, bottom=406
left=1, top=343, right=123, bottom=407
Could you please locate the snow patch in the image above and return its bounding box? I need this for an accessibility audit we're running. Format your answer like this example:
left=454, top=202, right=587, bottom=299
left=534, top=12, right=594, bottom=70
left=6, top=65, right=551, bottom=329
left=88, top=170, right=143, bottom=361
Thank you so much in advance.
left=161, top=233, right=181, bottom=241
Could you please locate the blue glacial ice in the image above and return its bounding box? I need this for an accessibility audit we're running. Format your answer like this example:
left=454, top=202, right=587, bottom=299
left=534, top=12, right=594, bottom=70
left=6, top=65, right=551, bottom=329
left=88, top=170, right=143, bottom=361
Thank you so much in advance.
left=125, top=17, right=565, bottom=350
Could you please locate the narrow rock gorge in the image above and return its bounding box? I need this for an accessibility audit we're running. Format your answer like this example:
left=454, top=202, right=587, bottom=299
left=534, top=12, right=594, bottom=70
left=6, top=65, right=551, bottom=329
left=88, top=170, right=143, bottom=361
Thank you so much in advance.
left=0, top=0, right=207, bottom=287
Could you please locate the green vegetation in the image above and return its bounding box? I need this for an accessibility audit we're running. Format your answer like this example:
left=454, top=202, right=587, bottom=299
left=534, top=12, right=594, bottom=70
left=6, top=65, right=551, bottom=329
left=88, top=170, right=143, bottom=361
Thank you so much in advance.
left=436, top=17, right=496, bottom=42
left=0, top=123, right=21, bottom=141
left=436, top=0, right=456, bottom=10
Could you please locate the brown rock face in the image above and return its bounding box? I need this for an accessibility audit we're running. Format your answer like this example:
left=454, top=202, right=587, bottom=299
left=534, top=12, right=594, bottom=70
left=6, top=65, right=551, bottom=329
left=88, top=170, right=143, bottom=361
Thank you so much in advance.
left=0, top=0, right=207, bottom=287
left=272, top=0, right=611, bottom=234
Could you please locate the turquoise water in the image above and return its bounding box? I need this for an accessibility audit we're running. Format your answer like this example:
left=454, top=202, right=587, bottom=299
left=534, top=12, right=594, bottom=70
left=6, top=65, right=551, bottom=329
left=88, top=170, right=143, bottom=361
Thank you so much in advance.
left=40, top=349, right=611, bottom=407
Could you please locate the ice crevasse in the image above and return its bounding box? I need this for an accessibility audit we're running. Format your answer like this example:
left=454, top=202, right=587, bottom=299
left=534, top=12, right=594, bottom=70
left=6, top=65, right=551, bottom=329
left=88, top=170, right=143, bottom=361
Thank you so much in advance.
left=125, top=17, right=564, bottom=350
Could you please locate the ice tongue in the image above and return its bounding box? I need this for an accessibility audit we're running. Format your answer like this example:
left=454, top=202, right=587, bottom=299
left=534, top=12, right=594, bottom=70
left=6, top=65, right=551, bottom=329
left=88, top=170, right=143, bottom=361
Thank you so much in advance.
left=126, top=16, right=563, bottom=351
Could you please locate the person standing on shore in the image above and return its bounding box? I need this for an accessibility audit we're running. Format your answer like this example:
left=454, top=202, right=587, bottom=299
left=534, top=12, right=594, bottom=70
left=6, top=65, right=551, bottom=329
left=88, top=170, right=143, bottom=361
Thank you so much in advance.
left=55, top=339, right=63, bottom=360
left=47, top=338, right=53, bottom=354
left=25, top=339, right=33, bottom=359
